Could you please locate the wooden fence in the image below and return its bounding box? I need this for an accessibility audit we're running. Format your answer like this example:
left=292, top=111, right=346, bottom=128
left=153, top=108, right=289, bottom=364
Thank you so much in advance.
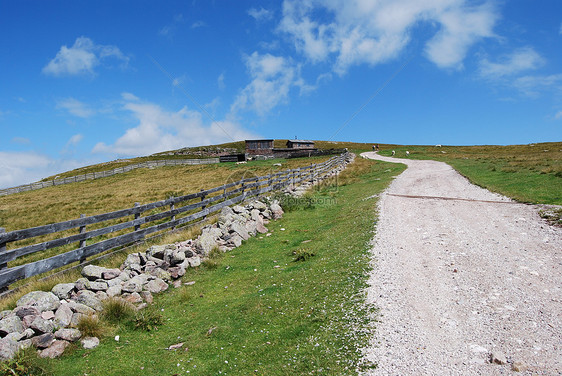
left=0, top=158, right=220, bottom=197
left=0, top=153, right=350, bottom=290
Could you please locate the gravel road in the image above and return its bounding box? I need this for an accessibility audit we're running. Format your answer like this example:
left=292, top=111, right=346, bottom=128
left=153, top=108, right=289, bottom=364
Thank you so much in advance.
left=360, top=152, right=562, bottom=375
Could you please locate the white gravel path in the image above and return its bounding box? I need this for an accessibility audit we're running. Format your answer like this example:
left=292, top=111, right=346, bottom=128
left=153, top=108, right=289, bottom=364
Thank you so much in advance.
left=360, top=152, right=562, bottom=375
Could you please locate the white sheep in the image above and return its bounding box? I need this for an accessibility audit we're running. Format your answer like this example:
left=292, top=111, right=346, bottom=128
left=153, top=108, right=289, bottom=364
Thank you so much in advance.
left=405, top=151, right=410, bottom=156
left=391, top=150, right=395, bottom=156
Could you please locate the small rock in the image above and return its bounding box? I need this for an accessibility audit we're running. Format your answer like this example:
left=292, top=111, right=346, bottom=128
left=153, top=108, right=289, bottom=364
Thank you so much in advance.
left=32, top=333, right=55, bottom=349
left=123, top=292, right=143, bottom=304
left=147, top=245, right=174, bottom=260
left=51, top=283, right=76, bottom=300
left=54, top=328, right=82, bottom=342
left=121, top=280, right=143, bottom=293
left=172, top=280, right=182, bottom=288
left=66, top=301, right=95, bottom=315
left=168, top=266, right=186, bottom=279
left=82, top=265, right=108, bottom=280
left=16, top=291, right=60, bottom=312
left=30, top=316, right=55, bottom=334
left=106, top=285, right=122, bottom=297
left=139, top=291, right=153, bottom=304
left=145, top=278, right=168, bottom=294
left=41, top=311, right=55, bottom=320
left=0, top=338, right=18, bottom=361
left=74, top=277, right=91, bottom=291
left=101, top=268, right=121, bottom=280
left=81, top=336, right=99, bottom=349
left=511, top=361, right=528, bottom=372
left=187, top=256, right=201, bottom=268
left=21, top=315, right=37, bottom=329
left=490, top=351, right=507, bottom=365
left=73, top=290, right=103, bottom=311
left=54, top=304, right=73, bottom=327
left=0, top=316, right=24, bottom=336
left=13, top=306, right=40, bottom=319
left=0, top=311, right=13, bottom=320
left=88, top=281, right=109, bottom=291
left=39, top=340, right=70, bottom=358
left=95, top=291, right=108, bottom=301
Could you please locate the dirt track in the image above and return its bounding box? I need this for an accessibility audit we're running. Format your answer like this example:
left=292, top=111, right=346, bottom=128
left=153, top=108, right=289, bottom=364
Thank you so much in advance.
left=360, top=152, right=562, bottom=375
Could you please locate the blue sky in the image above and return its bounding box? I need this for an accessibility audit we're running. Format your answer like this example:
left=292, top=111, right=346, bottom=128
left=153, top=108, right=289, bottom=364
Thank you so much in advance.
left=1, top=0, right=561, bottom=188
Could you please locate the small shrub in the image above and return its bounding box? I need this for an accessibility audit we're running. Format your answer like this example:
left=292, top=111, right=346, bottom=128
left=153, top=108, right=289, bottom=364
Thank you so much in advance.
left=292, top=248, right=315, bottom=262
left=77, top=314, right=105, bottom=338
left=101, top=298, right=135, bottom=324
left=132, top=309, right=163, bottom=331
left=0, top=347, right=51, bottom=376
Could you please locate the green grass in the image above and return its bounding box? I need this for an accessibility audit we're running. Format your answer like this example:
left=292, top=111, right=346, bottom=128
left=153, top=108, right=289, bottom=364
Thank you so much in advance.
left=379, top=142, right=562, bottom=205
left=41, top=156, right=405, bottom=375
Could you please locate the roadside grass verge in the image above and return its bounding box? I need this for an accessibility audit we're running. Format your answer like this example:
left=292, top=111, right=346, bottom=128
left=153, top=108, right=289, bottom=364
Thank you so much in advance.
left=41, top=156, right=405, bottom=376
left=379, top=142, right=561, bottom=205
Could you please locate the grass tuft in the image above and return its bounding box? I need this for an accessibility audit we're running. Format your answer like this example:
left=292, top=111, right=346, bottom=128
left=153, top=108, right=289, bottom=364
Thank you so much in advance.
left=101, top=298, right=136, bottom=324
left=0, top=346, right=51, bottom=376
left=76, top=315, right=105, bottom=338
left=131, top=308, right=163, bottom=332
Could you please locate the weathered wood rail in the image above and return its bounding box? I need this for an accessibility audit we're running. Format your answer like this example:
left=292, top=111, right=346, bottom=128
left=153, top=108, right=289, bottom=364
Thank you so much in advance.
left=0, top=158, right=220, bottom=197
left=0, top=153, right=349, bottom=290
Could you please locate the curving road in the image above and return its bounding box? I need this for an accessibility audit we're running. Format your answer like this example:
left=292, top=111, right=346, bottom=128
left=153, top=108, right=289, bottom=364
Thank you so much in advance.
left=360, top=152, right=562, bottom=375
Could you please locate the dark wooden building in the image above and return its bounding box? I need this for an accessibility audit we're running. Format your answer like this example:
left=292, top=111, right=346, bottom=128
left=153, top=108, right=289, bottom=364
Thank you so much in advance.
left=286, top=140, right=315, bottom=149
left=245, top=139, right=274, bottom=156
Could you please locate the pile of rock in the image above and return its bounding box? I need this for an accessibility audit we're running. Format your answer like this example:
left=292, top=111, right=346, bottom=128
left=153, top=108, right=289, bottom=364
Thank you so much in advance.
left=0, top=199, right=283, bottom=361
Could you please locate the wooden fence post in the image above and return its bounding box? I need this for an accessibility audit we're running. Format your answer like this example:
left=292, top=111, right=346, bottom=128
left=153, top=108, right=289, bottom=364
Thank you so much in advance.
left=79, top=214, right=87, bottom=264
left=0, top=228, right=7, bottom=292
left=170, top=199, right=176, bottom=230
left=134, top=202, right=141, bottom=231
left=0, top=228, right=6, bottom=271
left=200, top=189, right=207, bottom=220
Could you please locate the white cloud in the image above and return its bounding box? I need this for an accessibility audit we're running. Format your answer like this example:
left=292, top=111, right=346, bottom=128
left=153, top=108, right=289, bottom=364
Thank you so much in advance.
left=93, top=97, right=257, bottom=157
left=121, top=92, right=140, bottom=101
left=67, top=134, right=83, bottom=147
left=231, top=52, right=302, bottom=115
left=278, top=0, right=497, bottom=74
left=191, top=21, right=206, bottom=29
left=512, top=74, right=562, bottom=97
left=56, top=98, right=95, bottom=118
left=159, top=14, right=185, bottom=36
left=555, top=111, right=562, bottom=120
left=42, top=37, right=128, bottom=76
left=0, top=152, right=87, bottom=189
left=248, top=7, right=273, bottom=22
left=479, top=47, right=544, bottom=78
left=217, top=72, right=226, bottom=90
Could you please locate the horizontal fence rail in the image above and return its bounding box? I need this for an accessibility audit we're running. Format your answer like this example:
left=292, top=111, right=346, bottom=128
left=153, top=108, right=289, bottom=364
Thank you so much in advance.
left=0, top=158, right=220, bottom=197
left=0, top=153, right=350, bottom=290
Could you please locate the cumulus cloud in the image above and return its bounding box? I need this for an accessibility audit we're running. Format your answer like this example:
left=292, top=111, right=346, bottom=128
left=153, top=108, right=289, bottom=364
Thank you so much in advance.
left=248, top=7, right=273, bottom=22
left=278, top=0, right=497, bottom=74
left=0, top=152, right=86, bottom=189
left=121, top=92, right=140, bottom=101
left=479, top=47, right=544, bottom=78
left=93, top=97, right=257, bottom=157
left=231, top=52, right=303, bottom=115
left=42, top=37, right=128, bottom=76
left=56, top=98, right=95, bottom=118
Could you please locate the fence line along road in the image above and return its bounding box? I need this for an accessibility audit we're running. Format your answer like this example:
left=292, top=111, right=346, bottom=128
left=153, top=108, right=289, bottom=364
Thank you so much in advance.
left=0, top=158, right=220, bottom=197
left=0, top=152, right=351, bottom=290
